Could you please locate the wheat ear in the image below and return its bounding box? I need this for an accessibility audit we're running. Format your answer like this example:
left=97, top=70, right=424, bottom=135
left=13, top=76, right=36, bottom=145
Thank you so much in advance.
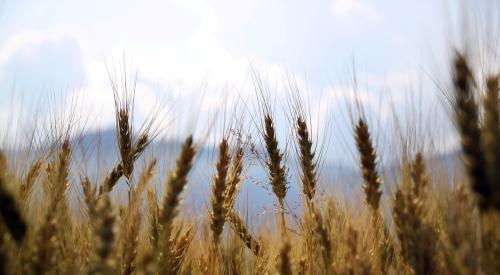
left=210, top=138, right=231, bottom=245
left=157, top=135, right=196, bottom=275
left=452, top=53, right=491, bottom=209
left=482, top=75, right=500, bottom=208
left=354, top=118, right=383, bottom=212
left=263, top=114, right=288, bottom=231
left=0, top=152, right=27, bottom=244
left=227, top=209, right=261, bottom=256
left=296, top=117, right=317, bottom=201
left=224, top=143, right=244, bottom=211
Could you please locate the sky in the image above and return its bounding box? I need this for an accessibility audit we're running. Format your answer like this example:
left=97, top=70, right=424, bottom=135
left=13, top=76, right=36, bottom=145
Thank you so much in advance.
left=0, top=0, right=495, bottom=163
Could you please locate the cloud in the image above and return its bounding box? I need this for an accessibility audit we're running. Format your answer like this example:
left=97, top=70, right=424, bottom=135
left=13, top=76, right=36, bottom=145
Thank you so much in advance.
left=331, top=0, right=380, bottom=21
left=0, top=0, right=452, bottom=156
left=0, top=29, right=88, bottom=145
left=0, top=29, right=85, bottom=94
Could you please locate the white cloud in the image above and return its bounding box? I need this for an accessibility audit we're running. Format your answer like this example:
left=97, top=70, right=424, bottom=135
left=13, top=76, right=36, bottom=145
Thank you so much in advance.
left=0, top=28, right=85, bottom=85
left=331, top=0, right=380, bottom=21
left=0, top=0, right=457, bottom=157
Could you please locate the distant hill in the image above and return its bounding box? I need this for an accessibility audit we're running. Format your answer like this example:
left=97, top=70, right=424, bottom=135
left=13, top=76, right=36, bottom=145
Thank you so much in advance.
left=68, top=128, right=367, bottom=216
left=11, top=128, right=460, bottom=218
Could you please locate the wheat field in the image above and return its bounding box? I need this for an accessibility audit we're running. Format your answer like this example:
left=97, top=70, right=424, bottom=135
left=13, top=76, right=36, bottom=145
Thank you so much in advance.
left=0, top=49, right=499, bottom=275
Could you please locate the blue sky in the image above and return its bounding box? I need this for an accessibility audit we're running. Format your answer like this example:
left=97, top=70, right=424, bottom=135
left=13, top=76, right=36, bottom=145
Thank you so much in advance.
left=0, top=0, right=495, bottom=163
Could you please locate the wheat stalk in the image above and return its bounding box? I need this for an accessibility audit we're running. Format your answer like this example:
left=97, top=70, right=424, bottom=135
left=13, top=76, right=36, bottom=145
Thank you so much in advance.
left=263, top=114, right=288, bottom=231
left=147, top=190, right=159, bottom=249
left=277, top=238, right=293, bottom=275
left=91, top=194, right=116, bottom=274
left=410, top=152, right=428, bottom=198
left=157, top=135, right=196, bottom=275
left=393, top=172, right=438, bottom=274
left=482, top=75, right=500, bottom=208
left=19, top=160, right=42, bottom=211
left=120, top=160, right=156, bottom=275
left=44, top=138, right=73, bottom=267
left=210, top=138, right=231, bottom=246
left=82, top=177, right=97, bottom=219
left=354, top=118, right=383, bottom=212
left=117, top=108, right=134, bottom=180
left=224, top=143, right=244, bottom=211
left=0, top=152, right=26, bottom=244
left=31, top=205, right=57, bottom=274
left=296, top=117, right=317, bottom=201
left=310, top=204, right=332, bottom=272
left=346, top=226, right=373, bottom=275
left=227, top=209, right=261, bottom=256
left=452, top=53, right=491, bottom=209
left=171, top=224, right=194, bottom=274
